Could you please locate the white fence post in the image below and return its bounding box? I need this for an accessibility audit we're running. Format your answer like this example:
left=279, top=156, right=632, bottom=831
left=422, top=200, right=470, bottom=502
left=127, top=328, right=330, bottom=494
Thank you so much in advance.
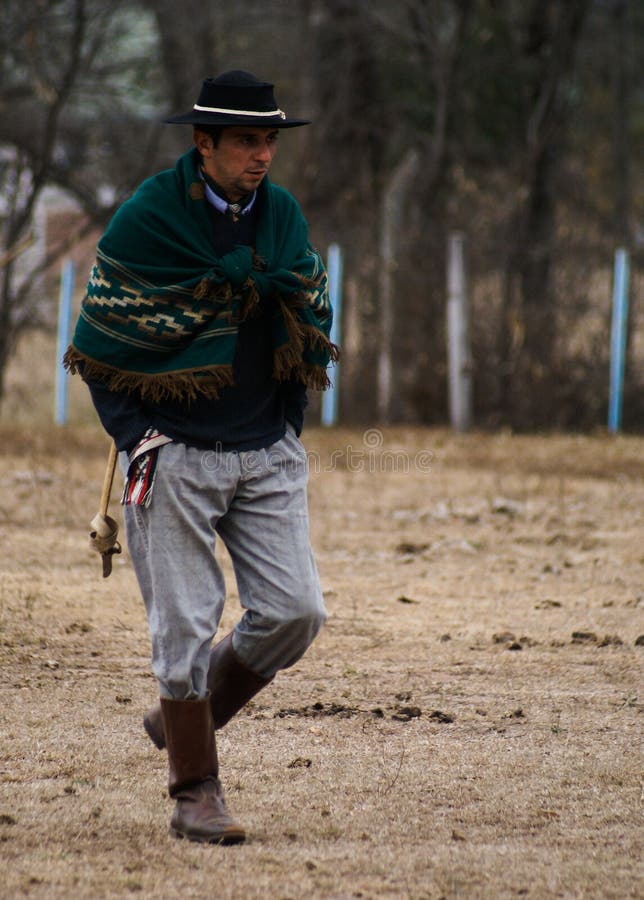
left=446, top=231, right=473, bottom=432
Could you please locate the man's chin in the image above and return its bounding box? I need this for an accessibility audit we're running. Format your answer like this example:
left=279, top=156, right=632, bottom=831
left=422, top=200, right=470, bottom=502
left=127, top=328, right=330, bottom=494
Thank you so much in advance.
left=230, top=174, right=266, bottom=199
left=245, top=173, right=267, bottom=187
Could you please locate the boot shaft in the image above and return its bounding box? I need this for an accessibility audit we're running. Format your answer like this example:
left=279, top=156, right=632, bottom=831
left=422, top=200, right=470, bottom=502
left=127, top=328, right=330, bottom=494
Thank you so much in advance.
left=207, top=632, right=273, bottom=729
left=160, top=695, right=218, bottom=796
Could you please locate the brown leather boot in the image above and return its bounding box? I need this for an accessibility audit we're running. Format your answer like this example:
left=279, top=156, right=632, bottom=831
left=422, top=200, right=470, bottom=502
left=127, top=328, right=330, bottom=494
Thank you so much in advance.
left=161, top=694, right=245, bottom=844
left=144, top=632, right=273, bottom=750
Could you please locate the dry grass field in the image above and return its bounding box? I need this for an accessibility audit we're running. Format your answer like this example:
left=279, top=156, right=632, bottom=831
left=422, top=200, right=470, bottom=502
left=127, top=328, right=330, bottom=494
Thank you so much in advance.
left=0, top=371, right=643, bottom=897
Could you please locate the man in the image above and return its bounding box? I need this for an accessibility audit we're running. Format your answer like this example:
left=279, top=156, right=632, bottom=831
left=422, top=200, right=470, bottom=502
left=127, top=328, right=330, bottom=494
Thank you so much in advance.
left=65, top=70, right=337, bottom=845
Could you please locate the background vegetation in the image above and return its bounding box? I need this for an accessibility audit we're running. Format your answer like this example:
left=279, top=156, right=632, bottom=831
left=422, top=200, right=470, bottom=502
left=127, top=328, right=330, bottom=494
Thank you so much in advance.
left=1, top=0, right=643, bottom=429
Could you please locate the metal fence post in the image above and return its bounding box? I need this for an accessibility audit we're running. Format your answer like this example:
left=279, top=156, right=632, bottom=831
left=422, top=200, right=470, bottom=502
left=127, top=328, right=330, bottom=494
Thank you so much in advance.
left=55, top=258, right=75, bottom=425
left=608, top=248, right=630, bottom=433
left=321, top=243, right=343, bottom=427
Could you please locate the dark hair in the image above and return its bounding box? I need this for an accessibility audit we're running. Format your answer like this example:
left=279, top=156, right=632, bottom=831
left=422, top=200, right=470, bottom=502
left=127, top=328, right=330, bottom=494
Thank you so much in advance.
left=194, top=124, right=224, bottom=147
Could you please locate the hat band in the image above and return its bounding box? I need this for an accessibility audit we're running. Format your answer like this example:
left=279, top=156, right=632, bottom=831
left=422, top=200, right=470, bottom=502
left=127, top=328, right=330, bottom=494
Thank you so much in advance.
left=193, top=104, right=287, bottom=120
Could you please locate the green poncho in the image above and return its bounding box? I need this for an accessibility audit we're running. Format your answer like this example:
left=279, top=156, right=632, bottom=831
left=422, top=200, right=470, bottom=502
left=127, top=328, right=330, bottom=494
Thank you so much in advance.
left=64, top=148, right=337, bottom=401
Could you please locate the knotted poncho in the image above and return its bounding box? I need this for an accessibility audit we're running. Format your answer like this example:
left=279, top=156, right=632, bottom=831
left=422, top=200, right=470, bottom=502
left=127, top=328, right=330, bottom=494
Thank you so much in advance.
left=64, top=148, right=337, bottom=401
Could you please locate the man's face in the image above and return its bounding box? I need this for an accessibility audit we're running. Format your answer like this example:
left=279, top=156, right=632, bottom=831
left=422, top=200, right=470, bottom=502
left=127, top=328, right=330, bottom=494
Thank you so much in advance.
left=195, top=127, right=279, bottom=201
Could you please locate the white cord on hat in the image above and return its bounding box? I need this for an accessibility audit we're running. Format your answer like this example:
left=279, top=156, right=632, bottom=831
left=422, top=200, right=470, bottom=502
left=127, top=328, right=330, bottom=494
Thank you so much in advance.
left=193, top=104, right=287, bottom=119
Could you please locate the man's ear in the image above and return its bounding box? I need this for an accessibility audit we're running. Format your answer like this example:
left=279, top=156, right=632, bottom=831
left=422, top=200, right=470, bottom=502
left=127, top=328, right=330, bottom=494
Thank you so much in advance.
left=194, top=129, right=214, bottom=158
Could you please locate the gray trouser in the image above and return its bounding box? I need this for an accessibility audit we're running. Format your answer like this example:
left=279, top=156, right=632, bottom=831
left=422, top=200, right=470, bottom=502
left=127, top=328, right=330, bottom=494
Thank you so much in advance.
left=122, top=427, right=326, bottom=699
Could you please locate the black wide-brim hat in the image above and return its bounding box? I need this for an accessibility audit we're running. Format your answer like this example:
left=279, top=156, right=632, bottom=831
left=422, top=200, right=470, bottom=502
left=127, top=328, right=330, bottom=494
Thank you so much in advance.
left=164, top=70, right=310, bottom=128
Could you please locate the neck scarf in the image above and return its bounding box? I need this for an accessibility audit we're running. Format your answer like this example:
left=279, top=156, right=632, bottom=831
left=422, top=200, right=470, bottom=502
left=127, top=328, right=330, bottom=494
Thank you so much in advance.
left=64, top=148, right=337, bottom=401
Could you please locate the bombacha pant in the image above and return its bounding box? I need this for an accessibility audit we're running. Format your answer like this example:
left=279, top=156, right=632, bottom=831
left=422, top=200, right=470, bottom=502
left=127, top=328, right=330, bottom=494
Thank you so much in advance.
left=121, top=427, right=327, bottom=699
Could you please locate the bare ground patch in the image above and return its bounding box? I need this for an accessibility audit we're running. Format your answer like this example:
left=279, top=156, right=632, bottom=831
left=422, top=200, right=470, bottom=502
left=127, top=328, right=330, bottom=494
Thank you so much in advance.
left=0, top=425, right=642, bottom=898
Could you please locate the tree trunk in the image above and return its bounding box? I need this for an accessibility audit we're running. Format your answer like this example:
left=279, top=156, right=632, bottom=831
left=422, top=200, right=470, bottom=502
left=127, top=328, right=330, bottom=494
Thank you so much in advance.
left=0, top=258, right=15, bottom=407
left=612, top=0, right=632, bottom=248
left=377, top=148, right=420, bottom=423
left=498, top=0, right=590, bottom=429
left=144, top=0, right=219, bottom=113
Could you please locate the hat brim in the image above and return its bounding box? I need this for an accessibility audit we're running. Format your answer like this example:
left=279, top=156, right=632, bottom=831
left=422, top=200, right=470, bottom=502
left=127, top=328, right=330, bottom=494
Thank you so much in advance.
left=164, top=111, right=310, bottom=128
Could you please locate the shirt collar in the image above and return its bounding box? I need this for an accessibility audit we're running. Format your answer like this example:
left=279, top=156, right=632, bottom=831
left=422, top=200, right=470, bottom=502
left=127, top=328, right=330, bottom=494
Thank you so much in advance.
left=199, top=170, right=256, bottom=217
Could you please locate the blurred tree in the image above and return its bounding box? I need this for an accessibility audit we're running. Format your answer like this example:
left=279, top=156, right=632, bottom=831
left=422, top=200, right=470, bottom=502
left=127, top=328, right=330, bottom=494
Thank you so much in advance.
left=301, top=0, right=473, bottom=422
left=610, top=0, right=632, bottom=248
left=449, top=0, right=643, bottom=429
left=369, top=0, right=473, bottom=422
left=498, top=0, right=591, bottom=429
left=300, top=0, right=385, bottom=421
left=0, top=0, right=642, bottom=427
left=142, top=0, right=218, bottom=114
left=0, top=0, right=167, bottom=403
left=449, top=0, right=591, bottom=428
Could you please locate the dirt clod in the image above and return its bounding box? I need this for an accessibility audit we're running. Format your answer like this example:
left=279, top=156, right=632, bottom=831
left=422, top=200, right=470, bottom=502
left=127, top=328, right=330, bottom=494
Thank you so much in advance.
left=276, top=702, right=358, bottom=719
left=571, top=631, right=598, bottom=644
left=395, top=542, right=429, bottom=555
left=597, top=634, right=624, bottom=647
left=493, top=631, right=517, bottom=644
left=392, top=705, right=422, bottom=721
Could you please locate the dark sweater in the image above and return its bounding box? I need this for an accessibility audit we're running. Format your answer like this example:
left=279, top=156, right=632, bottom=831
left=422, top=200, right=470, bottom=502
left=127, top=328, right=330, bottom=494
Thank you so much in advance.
left=87, top=187, right=307, bottom=452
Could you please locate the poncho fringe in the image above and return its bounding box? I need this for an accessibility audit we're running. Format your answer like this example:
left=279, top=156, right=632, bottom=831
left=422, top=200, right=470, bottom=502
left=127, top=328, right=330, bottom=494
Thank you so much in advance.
left=63, top=348, right=235, bottom=402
